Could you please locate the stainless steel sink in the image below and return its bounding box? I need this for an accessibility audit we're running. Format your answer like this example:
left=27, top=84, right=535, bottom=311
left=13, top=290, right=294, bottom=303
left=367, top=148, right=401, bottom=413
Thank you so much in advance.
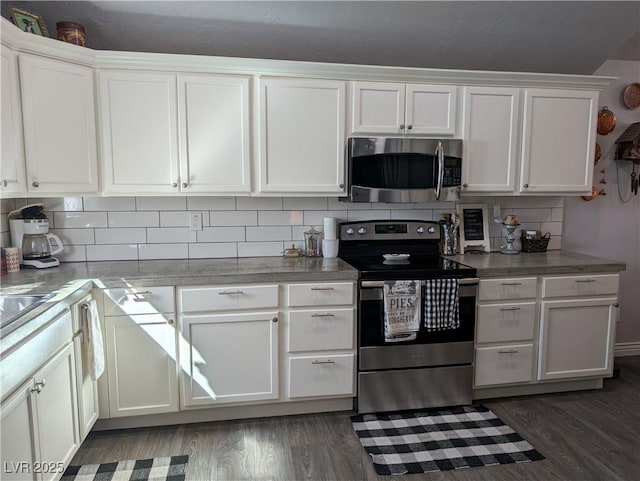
left=0, top=294, right=52, bottom=329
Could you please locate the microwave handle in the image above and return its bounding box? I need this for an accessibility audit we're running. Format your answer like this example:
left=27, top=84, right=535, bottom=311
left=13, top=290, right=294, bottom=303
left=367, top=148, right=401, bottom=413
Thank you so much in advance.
left=435, top=141, right=444, bottom=200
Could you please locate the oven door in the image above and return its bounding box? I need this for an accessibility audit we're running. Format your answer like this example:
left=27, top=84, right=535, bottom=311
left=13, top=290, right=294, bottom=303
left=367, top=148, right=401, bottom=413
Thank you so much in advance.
left=358, top=278, right=478, bottom=371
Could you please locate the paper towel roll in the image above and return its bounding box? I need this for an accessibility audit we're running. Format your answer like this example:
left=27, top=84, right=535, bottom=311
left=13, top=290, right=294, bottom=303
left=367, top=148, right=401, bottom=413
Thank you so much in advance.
left=323, top=217, right=337, bottom=240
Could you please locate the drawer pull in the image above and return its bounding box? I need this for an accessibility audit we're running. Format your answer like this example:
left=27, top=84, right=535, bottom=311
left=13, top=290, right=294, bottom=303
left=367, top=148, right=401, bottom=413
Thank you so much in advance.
left=575, top=279, right=596, bottom=283
left=498, top=349, right=519, bottom=354
left=310, top=287, right=335, bottom=291
left=500, top=307, right=521, bottom=312
left=311, top=313, right=335, bottom=318
left=500, top=282, right=522, bottom=286
left=218, top=290, right=244, bottom=295
left=127, top=291, right=153, bottom=302
left=312, top=359, right=335, bottom=365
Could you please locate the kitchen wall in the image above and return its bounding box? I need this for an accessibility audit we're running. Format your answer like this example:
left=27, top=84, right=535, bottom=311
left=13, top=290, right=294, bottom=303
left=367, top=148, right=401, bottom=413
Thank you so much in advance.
left=1, top=196, right=563, bottom=260
left=564, top=59, right=640, bottom=350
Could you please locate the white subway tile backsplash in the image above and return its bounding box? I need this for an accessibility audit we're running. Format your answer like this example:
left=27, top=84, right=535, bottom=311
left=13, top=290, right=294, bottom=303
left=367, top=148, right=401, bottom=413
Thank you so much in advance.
left=390, top=210, right=433, bottom=220
left=56, top=245, right=87, bottom=262
left=95, top=228, right=147, bottom=245
left=210, top=210, right=257, bottom=226
left=187, top=197, right=236, bottom=211
left=0, top=199, right=16, bottom=214
left=108, top=212, right=159, bottom=228
left=347, top=210, right=391, bottom=222
left=147, top=228, right=197, bottom=243
left=236, top=197, right=283, bottom=210
left=258, top=211, right=303, bottom=226
left=139, top=243, right=189, bottom=260
left=540, top=222, right=563, bottom=235
left=238, top=241, right=284, bottom=257
left=328, top=198, right=370, bottom=210
left=0, top=214, right=8, bottom=233
left=551, top=208, right=564, bottom=222
left=54, top=212, right=108, bottom=228
left=86, top=244, right=138, bottom=261
left=197, top=227, right=245, bottom=243
left=548, top=236, right=562, bottom=250
left=246, top=226, right=292, bottom=242
left=84, top=197, right=135, bottom=211
left=414, top=201, right=456, bottom=210
left=160, top=211, right=190, bottom=227
left=510, top=208, right=552, bottom=223
left=0, top=232, right=11, bottom=247
left=136, top=196, right=186, bottom=211
left=303, top=211, right=345, bottom=226
left=283, top=197, right=328, bottom=210
left=27, top=197, right=84, bottom=211
left=189, top=242, right=237, bottom=259
left=51, top=228, right=95, bottom=245
left=534, top=197, right=564, bottom=208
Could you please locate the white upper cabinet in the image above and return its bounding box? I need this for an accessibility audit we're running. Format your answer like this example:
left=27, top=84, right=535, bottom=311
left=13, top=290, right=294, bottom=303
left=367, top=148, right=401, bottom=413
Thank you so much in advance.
left=351, top=81, right=457, bottom=136
left=461, top=87, right=520, bottom=193
left=178, top=75, right=251, bottom=194
left=519, top=88, right=597, bottom=194
left=99, top=71, right=251, bottom=195
left=20, top=54, right=98, bottom=194
left=0, top=46, right=26, bottom=195
left=258, top=77, right=346, bottom=195
left=99, top=71, right=180, bottom=194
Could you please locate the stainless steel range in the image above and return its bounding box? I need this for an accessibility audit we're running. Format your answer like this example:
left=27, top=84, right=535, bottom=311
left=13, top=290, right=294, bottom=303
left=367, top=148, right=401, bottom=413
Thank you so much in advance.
left=338, top=220, right=479, bottom=413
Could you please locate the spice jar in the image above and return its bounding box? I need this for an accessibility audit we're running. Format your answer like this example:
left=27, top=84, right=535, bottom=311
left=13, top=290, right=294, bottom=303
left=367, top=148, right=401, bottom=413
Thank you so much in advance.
left=304, top=226, right=322, bottom=257
left=57, top=21, right=86, bottom=47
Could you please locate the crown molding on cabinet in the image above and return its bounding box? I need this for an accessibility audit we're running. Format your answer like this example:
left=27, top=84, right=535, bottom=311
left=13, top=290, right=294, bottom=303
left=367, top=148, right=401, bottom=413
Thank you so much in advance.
left=1, top=17, right=614, bottom=90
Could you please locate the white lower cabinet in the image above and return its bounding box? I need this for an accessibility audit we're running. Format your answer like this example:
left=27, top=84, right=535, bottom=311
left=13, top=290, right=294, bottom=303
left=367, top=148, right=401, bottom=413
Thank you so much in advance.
left=288, top=354, right=355, bottom=398
left=1, top=343, right=80, bottom=481
left=180, top=311, right=279, bottom=407
left=475, top=345, right=533, bottom=386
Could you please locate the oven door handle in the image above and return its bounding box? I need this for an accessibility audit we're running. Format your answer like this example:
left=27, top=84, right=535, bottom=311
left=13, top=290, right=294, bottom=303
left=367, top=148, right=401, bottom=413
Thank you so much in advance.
left=361, top=278, right=479, bottom=288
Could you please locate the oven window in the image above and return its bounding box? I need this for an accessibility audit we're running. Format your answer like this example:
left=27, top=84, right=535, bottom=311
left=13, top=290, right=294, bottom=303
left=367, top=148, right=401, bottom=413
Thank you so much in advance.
left=359, top=287, right=475, bottom=347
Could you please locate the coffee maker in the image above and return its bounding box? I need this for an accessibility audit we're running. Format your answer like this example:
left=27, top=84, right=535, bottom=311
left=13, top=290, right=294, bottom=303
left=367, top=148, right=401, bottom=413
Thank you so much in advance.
left=9, top=204, right=64, bottom=268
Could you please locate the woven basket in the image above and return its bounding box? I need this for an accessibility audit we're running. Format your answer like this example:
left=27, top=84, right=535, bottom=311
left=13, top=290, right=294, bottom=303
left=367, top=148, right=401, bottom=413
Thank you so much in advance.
left=521, top=233, right=551, bottom=253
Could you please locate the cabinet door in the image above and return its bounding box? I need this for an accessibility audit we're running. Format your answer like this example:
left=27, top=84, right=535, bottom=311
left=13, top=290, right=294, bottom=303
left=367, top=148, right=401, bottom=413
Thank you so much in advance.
left=178, top=74, right=251, bottom=194
left=99, top=71, right=179, bottom=194
left=0, top=46, right=26, bottom=194
left=20, top=54, right=98, bottom=193
left=259, top=78, right=346, bottom=194
left=73, top=334, right=98, bottom=440
left=462, top=87, right=520, bottom=193
left=104, top=314, right=179, bottom=417
left=538, top=298, right=615, bottom=380
left=406, top=84, right=457, bottom=135
left=33, top=343, right=79, bottom=481
left=520, top=88, right=597, bottom=193
left=0, top=380, right=40, bottom=481
left=180, top=312, right=278, bottom=406
left=351, top=81, right=405, bottom=134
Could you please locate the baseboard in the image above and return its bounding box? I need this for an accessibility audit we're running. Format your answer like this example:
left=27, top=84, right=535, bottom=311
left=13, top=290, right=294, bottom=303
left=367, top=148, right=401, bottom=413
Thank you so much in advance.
left=615, top=342, right=640, bottom=357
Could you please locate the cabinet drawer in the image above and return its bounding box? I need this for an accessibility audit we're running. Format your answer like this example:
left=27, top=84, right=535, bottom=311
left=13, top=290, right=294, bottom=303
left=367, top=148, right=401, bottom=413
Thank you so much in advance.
left=288, top=282, right=355, bottom=307
left=478, top=277, right=537, bottom=301
left=179, top=285, right=278, bottom=313
left=288, top=308, right=355, bottom=352
left=476, top=302, right=536, bottom=343
left=103, top=286, right=174, bottom=316
left=475, top=344, right=533, bottom=387
left=541, top=274, right=619, bottom=298
left=288, top=354, right=355, bottom=398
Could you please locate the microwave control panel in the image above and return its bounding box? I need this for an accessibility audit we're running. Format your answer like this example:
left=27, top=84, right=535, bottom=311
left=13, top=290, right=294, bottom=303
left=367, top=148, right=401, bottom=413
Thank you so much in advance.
left=442, top=162, right=462, bottom=187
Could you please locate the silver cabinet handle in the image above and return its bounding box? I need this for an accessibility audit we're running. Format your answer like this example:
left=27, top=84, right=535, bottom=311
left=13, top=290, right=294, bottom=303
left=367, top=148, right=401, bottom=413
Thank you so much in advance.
left=399, top=124, right=405, bottom=130
left=500, top=307, right=521, bottom=312
left=167, top=318, right=174, bottom=325
left=498, top=349, right=519, bottom=354
left=32, top=181, right=39, bottom=188
left=435, top=141, right=444, bottom=200
left=312, top=359, right=335, bottom=365
left=32, top=380, right=46, bottom=393
left=339, top=183, right=344, bottom=188
left=523, top=183, right=529, bottom=188
left=462, top=183, right=468, bottom=188
left=311, top=313, right=335, bottom=318
left=407, top=124, right=413, bottom=130
left=575, top=279, right=596, bottom=283
left=614, top=303, right=619, bottom=308
left=218, top=290, right=244, bottom=295
left=311, top=287, right=334, bottom=291
left=31, top=385, right=41, bottom=394
left=501, top=282, right=522, bottom=286
left=127, top=291, right=153, bottom=296
left=182, top=182, right=188, bottom=188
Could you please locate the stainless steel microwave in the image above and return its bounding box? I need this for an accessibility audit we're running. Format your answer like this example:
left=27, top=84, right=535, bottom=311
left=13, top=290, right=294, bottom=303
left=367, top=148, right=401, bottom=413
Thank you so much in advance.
left=345, top=137, right=463, bottom=203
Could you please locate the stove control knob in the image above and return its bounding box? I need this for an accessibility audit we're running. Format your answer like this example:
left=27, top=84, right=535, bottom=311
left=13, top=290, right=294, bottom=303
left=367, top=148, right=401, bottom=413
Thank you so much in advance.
left=345, top=227, right=355, bottom=236
left=416, top=226, right=425, bottom=234
left=357, top=227, right=367, bottom=235
left=427, top=226, right=437, bottom=234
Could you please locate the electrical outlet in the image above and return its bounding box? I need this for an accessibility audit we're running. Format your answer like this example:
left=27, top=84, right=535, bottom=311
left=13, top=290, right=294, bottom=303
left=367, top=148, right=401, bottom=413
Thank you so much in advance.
left=190, top=212, right=202, bottom=231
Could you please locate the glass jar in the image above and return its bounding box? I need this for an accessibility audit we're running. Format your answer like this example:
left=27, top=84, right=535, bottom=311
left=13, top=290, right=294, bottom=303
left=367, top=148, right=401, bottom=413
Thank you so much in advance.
left=304, top=226, right=322, bottom=257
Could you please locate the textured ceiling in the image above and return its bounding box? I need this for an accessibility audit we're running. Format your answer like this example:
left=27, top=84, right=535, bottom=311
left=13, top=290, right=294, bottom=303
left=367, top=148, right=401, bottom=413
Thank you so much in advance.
left=2, top=1, right=639, bottom=75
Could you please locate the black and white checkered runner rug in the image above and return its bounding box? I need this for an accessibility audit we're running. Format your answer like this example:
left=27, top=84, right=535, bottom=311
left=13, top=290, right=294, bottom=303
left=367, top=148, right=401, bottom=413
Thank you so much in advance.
left=352, top=405, right=544, bottom=475
left=61, top=455, right=188, bottom=481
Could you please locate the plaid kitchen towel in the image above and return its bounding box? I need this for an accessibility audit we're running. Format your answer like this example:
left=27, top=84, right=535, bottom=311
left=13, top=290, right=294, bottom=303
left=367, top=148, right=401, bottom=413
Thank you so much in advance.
left=424, top=278, right=459, bottom=331
left=61, top=455, right=188, bottom=481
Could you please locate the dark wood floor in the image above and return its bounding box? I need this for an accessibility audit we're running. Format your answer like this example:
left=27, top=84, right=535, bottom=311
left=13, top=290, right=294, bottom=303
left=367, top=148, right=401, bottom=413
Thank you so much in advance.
left=72, top=356, right=640, bottom=481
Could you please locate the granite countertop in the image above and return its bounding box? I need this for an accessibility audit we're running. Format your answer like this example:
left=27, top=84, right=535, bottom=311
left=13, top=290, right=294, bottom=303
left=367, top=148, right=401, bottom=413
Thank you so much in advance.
left=449, top=250, right=626, bottom=277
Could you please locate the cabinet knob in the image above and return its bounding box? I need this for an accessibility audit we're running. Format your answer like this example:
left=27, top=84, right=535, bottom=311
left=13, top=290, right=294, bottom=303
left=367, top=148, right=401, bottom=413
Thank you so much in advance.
left=172, top=182, right=178, bottom=188
left=272, top=317, right=278, bottom=323
left=614, top=303, right=619, bottom=308
left=1, top=180, right=7, bottom=187
left=339, top=183, right=344, bottom=189
left=462, top=183, right=468, bottom=188
left=182, top=182, right=188, bottom=188
left=167, top=318, right=174, bottom=325
left=524, top=183, right=529, bottom=188
left=32, top=181, right=39, bottom=188
left=407, top=124, right=413, bottom=130
left=399, top=124, right=405, bottom=130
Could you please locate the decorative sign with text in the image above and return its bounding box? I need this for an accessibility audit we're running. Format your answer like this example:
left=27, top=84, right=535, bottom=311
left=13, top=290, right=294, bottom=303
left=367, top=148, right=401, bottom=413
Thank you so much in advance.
left=457, top=204, right=490, bottom=253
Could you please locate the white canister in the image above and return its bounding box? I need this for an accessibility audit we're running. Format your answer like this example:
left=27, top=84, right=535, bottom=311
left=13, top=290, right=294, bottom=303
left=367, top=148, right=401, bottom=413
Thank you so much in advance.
left=322, top=239, right=339, bottom=258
